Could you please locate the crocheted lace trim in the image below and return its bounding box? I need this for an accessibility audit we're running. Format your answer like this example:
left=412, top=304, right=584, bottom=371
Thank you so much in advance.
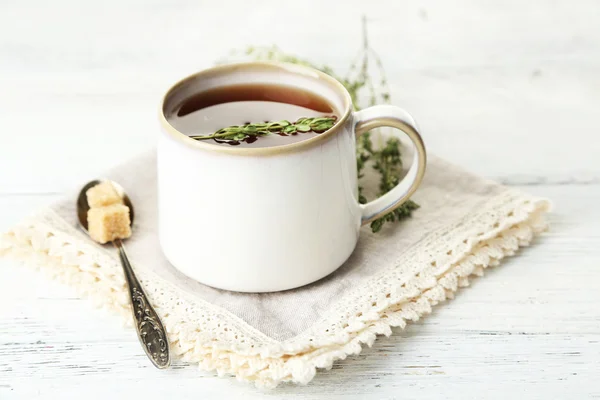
left=0, top=189, right=549, bottom=387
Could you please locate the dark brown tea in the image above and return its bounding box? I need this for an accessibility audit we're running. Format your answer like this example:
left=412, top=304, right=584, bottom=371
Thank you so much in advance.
left=165, top=83, right=339, bottom=148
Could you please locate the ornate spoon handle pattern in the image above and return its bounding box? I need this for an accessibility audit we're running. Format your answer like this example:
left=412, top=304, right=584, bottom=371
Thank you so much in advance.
left=114, top=239, right=170, bottom=369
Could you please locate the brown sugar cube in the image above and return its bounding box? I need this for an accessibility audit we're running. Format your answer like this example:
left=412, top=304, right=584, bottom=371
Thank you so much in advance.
left=86, top=181, right=123, bottom=208
left=88, top=204, right=132, bottom=244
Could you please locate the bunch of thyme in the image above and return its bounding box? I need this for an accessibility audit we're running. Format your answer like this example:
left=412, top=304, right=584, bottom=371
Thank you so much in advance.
left=226, top=17, right=419, bottom=232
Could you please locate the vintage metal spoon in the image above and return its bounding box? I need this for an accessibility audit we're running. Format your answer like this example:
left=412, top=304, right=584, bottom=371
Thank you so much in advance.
left=77, top=180, right=170, bottom=369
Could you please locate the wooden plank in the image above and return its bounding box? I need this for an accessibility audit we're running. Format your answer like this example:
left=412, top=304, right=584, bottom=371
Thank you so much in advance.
left=0, top=0, right=599, bottom=192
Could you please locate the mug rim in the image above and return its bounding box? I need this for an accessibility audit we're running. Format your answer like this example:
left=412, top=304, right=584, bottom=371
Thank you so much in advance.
left=159, top=61, right=353, bottom=156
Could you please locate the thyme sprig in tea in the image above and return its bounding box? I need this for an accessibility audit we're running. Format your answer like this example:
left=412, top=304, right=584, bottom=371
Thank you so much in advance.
left=190, top=116, right=337, bottom=143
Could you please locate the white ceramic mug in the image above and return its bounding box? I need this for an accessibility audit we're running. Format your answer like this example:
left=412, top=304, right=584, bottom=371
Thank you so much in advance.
left=158, top=62, right=426, bottom=292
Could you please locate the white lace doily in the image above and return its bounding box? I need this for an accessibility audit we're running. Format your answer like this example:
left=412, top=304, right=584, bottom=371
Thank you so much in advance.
left=0, top=152, right=550, bottom=387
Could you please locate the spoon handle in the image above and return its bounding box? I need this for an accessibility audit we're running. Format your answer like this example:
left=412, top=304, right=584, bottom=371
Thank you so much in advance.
left=113, top=239, right=171, bottom=369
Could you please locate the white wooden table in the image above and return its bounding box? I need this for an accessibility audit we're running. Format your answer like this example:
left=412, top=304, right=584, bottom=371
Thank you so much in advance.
left=1, top=1, right=599, bottom=398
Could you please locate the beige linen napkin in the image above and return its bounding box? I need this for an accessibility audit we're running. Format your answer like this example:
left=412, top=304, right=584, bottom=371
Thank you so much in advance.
left=0, top=150, right=550, bottom=387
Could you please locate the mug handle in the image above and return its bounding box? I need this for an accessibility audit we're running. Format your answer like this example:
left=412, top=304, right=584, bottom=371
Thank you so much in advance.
left=354, top=105, right=427, bottom=225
